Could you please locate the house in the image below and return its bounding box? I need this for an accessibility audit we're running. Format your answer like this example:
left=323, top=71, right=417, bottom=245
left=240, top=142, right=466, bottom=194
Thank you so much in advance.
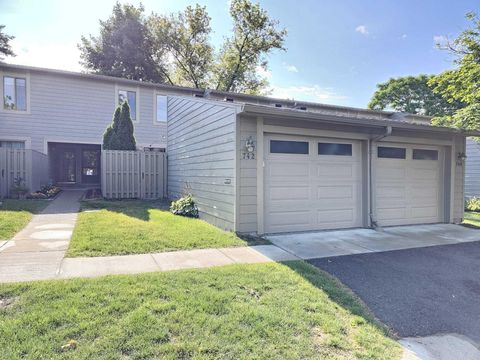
left=466, top=138, right=480, bottom=198
left=1, top=62, right=477, bottom=234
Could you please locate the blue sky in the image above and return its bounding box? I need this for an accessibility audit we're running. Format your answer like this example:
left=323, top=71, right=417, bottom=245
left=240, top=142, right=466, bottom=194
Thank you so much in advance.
left=0, top=0, right=476, bottom=107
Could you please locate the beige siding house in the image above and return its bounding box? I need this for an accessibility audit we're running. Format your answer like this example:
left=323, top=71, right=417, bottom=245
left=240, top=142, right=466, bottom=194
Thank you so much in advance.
left=0, top=63, right=475, bottom=234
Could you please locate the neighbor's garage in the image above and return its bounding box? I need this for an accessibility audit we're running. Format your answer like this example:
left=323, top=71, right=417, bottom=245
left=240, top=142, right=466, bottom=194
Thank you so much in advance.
left=264, top=135, right=363, bottom=233
left=374, top=143, right=444, bottom=226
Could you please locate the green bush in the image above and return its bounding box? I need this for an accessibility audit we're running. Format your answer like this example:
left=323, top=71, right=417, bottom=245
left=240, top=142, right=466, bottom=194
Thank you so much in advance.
left=466, top=197, right=480, bottom=212
left=170, top=194, right=199, bottom=218
left=103, top=102, right=136, bottom=150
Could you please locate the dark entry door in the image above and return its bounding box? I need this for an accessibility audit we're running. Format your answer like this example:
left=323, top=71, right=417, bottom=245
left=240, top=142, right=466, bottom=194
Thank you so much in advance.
left=58, top=149, right=76, bottom=183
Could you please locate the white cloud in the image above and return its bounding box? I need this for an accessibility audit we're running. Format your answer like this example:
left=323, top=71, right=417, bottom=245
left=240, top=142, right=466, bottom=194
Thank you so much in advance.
left=256, top=66, right=272, bottom=79
left=283, top=63, right=299, bottom=73
left=400, top=34, right=407, bottom=39
left=433, top=35, right=448, bottom=47
left=355, top=25, right=369, bottom=35
left=270, top=84, right=347, bottom=105
left=7, top=39, right=82, bottom=72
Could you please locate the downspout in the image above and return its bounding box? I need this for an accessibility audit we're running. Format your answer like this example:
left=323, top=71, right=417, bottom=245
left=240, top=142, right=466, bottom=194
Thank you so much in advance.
left=369, top=125, right=392, bottom=229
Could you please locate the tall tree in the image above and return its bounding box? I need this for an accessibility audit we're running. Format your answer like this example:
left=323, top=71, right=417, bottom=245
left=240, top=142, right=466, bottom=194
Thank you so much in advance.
left=213, top=0, right=286, bottom=94
left=0, top=25, right=15, bottom=60
left=368, top=75, right=462, bottom=116
left=79, top=2, right=167, bottom=82
left=429, top=12, right=480, bottom=129
left=149, top=5, right=213, bottom=88
left=103, top=102, right=136, bottom=150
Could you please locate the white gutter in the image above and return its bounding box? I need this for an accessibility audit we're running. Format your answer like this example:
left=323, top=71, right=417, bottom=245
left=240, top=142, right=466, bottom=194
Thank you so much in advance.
left=368, top=125, right=392, bottom=229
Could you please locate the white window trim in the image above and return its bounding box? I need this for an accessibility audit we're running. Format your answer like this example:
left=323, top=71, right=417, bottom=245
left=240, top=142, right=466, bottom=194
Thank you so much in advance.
left=153, top=92, right=168, bottom=125
left=114, top=84, right=140, bottom=122
left=0, top=71, right=31, bottom=114
left=0, top=136, right=31, bottom=149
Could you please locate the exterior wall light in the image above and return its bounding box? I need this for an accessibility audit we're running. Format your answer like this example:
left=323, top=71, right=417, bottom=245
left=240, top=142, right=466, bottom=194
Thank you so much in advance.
left=457, top=152, right=467, bottom=166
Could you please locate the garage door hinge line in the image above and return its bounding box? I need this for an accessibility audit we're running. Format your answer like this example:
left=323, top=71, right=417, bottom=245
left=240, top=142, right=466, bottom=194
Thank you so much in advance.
left=369, top=125, right=393, bottom=229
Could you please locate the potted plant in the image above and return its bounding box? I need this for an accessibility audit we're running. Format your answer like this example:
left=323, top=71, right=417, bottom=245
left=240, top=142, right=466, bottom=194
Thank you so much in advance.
left=10, top=177, right=29, bottom=199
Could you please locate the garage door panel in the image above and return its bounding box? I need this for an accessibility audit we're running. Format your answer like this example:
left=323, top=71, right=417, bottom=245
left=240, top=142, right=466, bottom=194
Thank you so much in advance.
left=269, top=186, right=309, bottom=200
left=317, top=209, right=354, bottom=224
left=316, top=163, right=354, bottom=177
left=268, top=162, right=309, bottom=177
left=411, top=206, right=438, bottom=218
left=317, top=185, right=353, bottom=199
left=376, top=167, right=406, bottom=181
left=267, top=210, right=311, bottom=228
left=377, top=207, right=407, bottom=221
left=377, top=186, right=405, bottom=199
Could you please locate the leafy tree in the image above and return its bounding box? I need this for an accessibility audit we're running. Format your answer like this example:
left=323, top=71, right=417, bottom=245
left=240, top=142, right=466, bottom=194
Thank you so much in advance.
left=79, top=2, right=167, bottom=83
left=103, top=103, right=136, bottom=150
left=80, top=1, right=285, bottom=94
left=368, top=75, right=462, bottom=116
left=212, top=0, right=286, bottom=94
left=429, top=12, right=480, bottom=129
left=149, top=5, right=213, bottom=88
left=0, top=25, right=15, bottom=60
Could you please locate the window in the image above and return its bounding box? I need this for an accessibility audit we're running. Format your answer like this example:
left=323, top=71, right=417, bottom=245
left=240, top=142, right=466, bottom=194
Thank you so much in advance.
left=413, top=149, right=438, bottom=160
left=0, top=141, right=25, bottom=149
left=377, top=146, right=406, bottom=159
left=3, top=76, right=26, bottom=111
left=270, top=140, right=309, bottom=154
left=318, top=143, right=352, bottom=156
left=118, top=90, right=136, bottom=120
left=156, top=95, right=168, bottom=122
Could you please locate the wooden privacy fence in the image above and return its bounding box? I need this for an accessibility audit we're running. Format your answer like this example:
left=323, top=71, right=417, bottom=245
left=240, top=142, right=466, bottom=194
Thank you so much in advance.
left=0, top=149, right=49, bottom=197
left=0, top=149, right=29, bottom=197
left=101, top=150, right=167, bottom=199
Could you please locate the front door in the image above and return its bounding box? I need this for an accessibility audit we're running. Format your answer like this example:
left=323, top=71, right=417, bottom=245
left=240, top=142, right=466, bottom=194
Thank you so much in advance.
left=58, top=149, right=76, bottom=183
left=81, top=149, right=100, bottom=184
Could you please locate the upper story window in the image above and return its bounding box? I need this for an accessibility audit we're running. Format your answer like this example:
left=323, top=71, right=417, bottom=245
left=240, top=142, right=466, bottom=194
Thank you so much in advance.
left=156, top=95, right=168, bottom=123
left=0, top=141, right=25, bottom=149
left=118, top=90, right=136, bottom=120
left=3, top=76, right=26, bottom=111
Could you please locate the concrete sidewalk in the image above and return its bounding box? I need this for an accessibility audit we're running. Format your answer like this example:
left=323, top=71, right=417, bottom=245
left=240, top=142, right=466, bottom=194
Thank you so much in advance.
left=0, top=190, right=83, bottom=282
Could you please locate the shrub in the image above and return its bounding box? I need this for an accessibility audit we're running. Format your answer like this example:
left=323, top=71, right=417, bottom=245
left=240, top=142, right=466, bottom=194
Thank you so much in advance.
left=170, top=194, right=199, bottom=218
left=103, top=102, right=136, bottom=150
left=466, top=197, right=480, bottom=212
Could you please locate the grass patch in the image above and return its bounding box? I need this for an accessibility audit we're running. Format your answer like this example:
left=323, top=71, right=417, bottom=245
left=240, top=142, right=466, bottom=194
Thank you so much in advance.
left=0, top=199, right=48, bottom=240
left=67, top=200, right=266, bottom=257
left=0, top=261, right=401, bottom=359
left=463, top=211, right=480, bottom=228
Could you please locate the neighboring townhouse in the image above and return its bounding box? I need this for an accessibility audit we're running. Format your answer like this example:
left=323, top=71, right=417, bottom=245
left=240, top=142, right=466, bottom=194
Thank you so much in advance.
left=466, top=138, right=480, bottom=198
left=1, top=63, right=477, bottom=234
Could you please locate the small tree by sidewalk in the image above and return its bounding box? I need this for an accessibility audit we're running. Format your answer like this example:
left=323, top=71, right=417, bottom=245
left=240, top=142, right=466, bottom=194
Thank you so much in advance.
left=103, top=102, right=137, bottom=150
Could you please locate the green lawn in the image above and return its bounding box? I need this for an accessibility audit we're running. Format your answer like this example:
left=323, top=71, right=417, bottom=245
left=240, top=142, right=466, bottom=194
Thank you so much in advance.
left=463, top=211, right=480, bottom=227
left=0, top=199, right=49, bottom=240
left=0, top=261, right=401, bottom=359
left=67, top=200, right=266, bottom=257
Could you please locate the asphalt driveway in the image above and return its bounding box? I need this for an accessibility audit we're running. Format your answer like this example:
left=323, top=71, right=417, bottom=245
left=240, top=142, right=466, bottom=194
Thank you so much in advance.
left=309, top=240, right=480, bottom=343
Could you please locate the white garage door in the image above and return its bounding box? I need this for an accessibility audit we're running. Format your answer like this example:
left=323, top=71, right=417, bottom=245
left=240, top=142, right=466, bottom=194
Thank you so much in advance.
left=374, top=143, right=444, bottom=226
left=264, top=135, right=363, bottom=233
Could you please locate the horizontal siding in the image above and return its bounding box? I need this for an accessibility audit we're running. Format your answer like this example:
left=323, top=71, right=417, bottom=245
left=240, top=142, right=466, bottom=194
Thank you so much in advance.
left=167, top=96, right=238, bottom=230
left=237, top=117, right=258, bottom=233
left=466, top=138, right=480, bottom=198
left=0, top=68, right=167, bottom=153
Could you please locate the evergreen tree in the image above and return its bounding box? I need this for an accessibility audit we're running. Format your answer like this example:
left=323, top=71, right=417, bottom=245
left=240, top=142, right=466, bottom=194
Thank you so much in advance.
left=116, top=102, right=137, bottom=150
left=102, top=106, right=121, bottom=150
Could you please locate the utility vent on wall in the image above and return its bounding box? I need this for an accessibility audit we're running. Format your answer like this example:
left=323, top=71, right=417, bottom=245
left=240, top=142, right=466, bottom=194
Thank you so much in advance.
left=224, top=97, right=234, bottom=102
left=274, top=103, right=283, bottom=108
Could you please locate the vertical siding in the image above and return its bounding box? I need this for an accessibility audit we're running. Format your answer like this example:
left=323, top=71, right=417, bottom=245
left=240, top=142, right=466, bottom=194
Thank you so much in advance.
left=0, top=68, right=167, bottom=153
left=167, top=96, right=239, bottom=230
left=237, top=116, right=258, bottom=233
left=453, top=135, right=466, bottom=222
left=465, top=137, right=480, bottom=198
left=31, top=150, right=49, bottom=191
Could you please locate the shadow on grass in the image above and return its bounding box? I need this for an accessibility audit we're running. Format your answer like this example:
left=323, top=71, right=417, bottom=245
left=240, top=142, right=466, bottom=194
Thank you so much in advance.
left=79, top=199, right=270, bottom=246
left=80, top=199, right=169, bottom=221
left=282, top=260, right=396, bottom=338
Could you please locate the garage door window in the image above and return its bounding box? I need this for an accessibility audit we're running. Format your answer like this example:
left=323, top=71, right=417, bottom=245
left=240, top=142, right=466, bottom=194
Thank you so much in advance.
left=378, top=146, right=406, bottom=159
left=270, top=140, right=309, bottom=154
left=318, top=143, right=352, bottom=156
left=413, top=149, right=438, bottom=160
